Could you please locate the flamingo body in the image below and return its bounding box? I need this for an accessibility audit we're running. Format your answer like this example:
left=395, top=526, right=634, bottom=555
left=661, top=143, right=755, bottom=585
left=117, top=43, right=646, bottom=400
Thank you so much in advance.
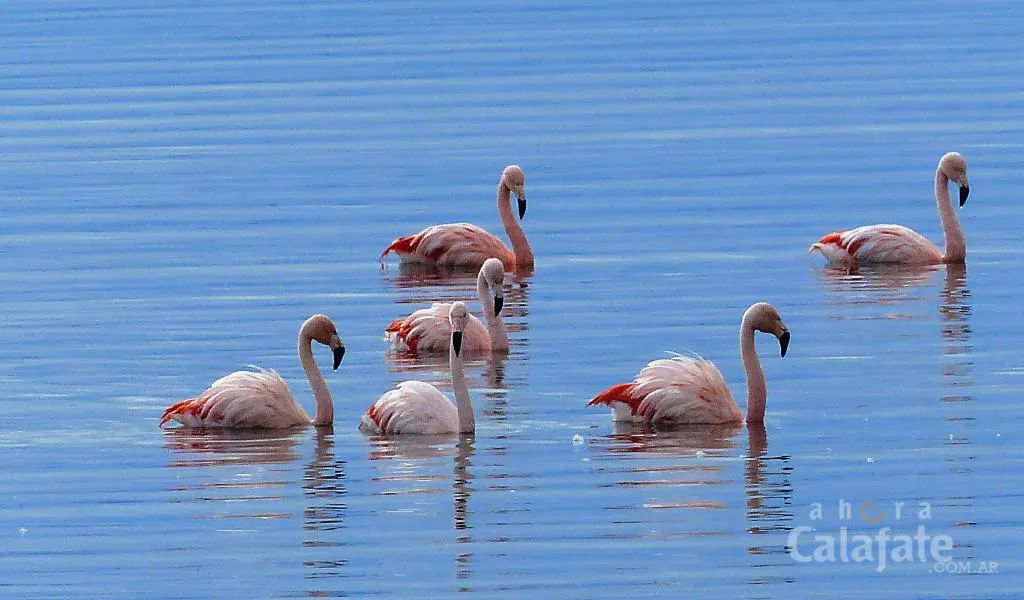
left=364, top=302, right=476, bottom=435
left=159, top=314, right=345, bottom=429
left=359, top=380, right=459, bottom=435
left=386, top=303, right=491, bottom=353
left=589, top=303, right=789, bottom=426
left=810, top=152, right=970, bottom=266
left=380, top=223, right=515, bottom=270
left=386, top=257, right=508, bottom=354
left=809, top=225, right=942, bottom=265
left=160, top=369, right=309, bottom=428
left=380, top=165, right=533, bottom=270
left=589, top=356, right=742, bottom=424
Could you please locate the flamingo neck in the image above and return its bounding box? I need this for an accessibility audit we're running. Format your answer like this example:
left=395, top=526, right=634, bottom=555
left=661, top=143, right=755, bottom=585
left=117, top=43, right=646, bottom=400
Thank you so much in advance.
left=450, top=338, right=475, bottom=433
left=740, top=319, right=767, bottom=423
left=299, top=332, right=333, bottom=426
left=936, top=169, right=965, bottom=263
left=497, top=182, right=534, bottom=266
left=476, top=273, right=509, bottom=350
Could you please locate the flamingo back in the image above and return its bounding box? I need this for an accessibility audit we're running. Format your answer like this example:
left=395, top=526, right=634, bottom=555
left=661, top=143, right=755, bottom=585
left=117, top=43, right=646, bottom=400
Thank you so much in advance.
left=160, top=369, right=310, bottom=428
left=359, top=380, right=459, bottom=435
left=386, top=302, right=490, bottom=353
left=590, top=355, right=742, bottom=424
left=810, top=225, right=941, bottom=265
left=380, top=223, right=514, bottom=269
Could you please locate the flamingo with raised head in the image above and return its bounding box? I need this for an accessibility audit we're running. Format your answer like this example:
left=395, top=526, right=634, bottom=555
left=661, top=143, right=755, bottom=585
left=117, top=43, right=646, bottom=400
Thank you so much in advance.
left=810, top=152, right=970, bottom=265
left=380, top=165, right=534, bottom=270
left=589, top=303, right=789, bottom=425
left=386, top=258, right=508, bottom=354
left=160, top=315, right=345, bottom=428
left=361, top=302, right=475, bottom=434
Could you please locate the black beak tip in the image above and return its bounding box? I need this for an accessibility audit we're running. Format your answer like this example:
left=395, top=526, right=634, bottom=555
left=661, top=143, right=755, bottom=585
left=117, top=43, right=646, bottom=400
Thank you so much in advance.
left=452, top=331, right=463, bottom=357
left=332, top=346, right=345, bottom=370
left=959, top=185, right=969, bottom=207
left=779, top=331, right=791, bottom=358
left=517, top=197, right=527, bottom=219
left=494, top=296, right=504, bottom=317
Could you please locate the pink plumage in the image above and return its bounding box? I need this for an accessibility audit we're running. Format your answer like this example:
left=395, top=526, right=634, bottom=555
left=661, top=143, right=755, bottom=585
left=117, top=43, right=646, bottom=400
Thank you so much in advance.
left=385, top=258, right=508, bottom=353
left=386, top=303, right=492, bottom=353
left=380, top=165, right=534, bottom=270
left=810, top=152, right=970, bottom=265
left=360, top=380, right=461, bottom=435
left=809, top=225, right=942, bottom=265
left=160, top=369, right=310, bottom=428
left=589, top=356, right=741, bottom=424
left=363, top=302, right=476, bottom=435
left=160, top=315, right=345, bottom=429
left=589, top=303, right=790, bottom=426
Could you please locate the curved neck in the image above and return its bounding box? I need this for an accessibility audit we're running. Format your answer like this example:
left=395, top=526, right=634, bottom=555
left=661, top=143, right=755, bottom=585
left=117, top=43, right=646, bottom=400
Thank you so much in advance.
left=740, top=321, right=767, bottom=423
left=299, top=333, right=333, bottom=426
left=497, top=183, right=534, bottom=266
left=936, top=169, right=965, bottom=262
left=450, top=339, right=475, bottom=433
left=476, top=273, right=509, bottom=350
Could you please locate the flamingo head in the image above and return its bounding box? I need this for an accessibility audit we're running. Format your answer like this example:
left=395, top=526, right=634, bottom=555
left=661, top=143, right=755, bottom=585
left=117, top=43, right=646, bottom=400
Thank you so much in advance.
left=303, top=314, right=346, bottom=370
left=481, top=258, right=506, bottom=317
left=502, top=165, right=527, bottom=219
left=745, top=302, right=790, bottom=358
left=449, top=301, right=470, bottom=356
left=939, top=152, right=969, bottom=207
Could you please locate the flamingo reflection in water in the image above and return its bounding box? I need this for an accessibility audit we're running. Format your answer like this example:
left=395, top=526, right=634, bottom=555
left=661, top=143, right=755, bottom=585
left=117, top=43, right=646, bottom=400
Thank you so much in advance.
left=589, top=422, right=794, bottom=575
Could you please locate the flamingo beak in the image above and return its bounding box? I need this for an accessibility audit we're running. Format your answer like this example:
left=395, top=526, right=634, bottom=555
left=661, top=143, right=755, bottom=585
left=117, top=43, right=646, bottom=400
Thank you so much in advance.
left=494, top=296, right=504, bottom=317
left=958, top=184, right=969, bottom=207
left=332, top=345, right=345, bottom=370
left=516, top=192, right=527, bottom=219
left=452, top=331, right=463, bottom=357
left=778, top=330, right=791, bottom=358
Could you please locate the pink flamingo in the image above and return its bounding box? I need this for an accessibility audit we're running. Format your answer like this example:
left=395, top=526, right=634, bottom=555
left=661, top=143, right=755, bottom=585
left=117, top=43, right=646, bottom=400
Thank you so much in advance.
left=588, top=303, right=789, bottom=425
left=379, top=165, right=534, bottom=270
left=360, top=302, right=475, bottom=434
left=385, top=257, right=508, bottom=353
left=809, top=152, right=970, bottom=265
left=160, top=315, right=345, bottom=428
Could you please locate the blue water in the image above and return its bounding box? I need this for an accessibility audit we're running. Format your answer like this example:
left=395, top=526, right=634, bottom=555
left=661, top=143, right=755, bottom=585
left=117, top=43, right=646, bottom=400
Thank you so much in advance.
left=1, top=1, right=1023, bottom=598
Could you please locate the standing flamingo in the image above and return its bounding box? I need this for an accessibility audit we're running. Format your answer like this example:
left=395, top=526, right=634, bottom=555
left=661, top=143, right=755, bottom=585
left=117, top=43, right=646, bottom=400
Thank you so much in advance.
left=361, top=302, right=475, bottom=434
left=379, top=165, right=534, bottom=270
left=588, top=303, right=789, bottom=425
left=809, top=152, right=970, bottom=265
left=385, top=257, right=508, bottom=353
left=160, top=315, right=345, bottom=428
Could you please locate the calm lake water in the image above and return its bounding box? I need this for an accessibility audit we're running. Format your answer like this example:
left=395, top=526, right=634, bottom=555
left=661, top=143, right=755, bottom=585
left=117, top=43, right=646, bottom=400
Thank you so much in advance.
left=2, top=1, right=1023, bottom=598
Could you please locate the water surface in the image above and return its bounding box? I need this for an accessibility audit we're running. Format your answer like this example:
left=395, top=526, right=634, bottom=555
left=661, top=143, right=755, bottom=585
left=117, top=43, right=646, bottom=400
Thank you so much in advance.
left=2, top=1, right=1023, bottom=598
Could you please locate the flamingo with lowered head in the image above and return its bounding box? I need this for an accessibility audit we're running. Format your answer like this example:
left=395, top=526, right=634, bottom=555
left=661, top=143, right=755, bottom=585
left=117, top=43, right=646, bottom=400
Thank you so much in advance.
left=589, top=303, right=789, bottom=425
left=386, top=257, right=508, bottom=353
left=361, top=302, right=475, bottom=434
left=809, top=152, right=970, bottom=265
left=160, top=315, right=345, bottom=428
left=380, top=165, right=534, bottom=270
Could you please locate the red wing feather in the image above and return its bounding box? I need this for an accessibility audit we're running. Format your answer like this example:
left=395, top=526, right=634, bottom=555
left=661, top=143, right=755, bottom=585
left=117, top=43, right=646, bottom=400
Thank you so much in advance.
left=588, top=382, right=643, bottom=414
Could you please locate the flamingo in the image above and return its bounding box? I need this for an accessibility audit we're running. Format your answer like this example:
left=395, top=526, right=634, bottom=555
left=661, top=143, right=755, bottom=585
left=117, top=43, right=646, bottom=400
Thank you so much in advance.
left=809, top=152, right=970, bottom=265
left=385, top=257, right=508, bottom=353
left=360, top=302, right=475, bottom=435
left=160, top=315, right=345, bottom=428
left=379, top=165, right=534, bottom=270
left=588, top=302, right=789, bottom=425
